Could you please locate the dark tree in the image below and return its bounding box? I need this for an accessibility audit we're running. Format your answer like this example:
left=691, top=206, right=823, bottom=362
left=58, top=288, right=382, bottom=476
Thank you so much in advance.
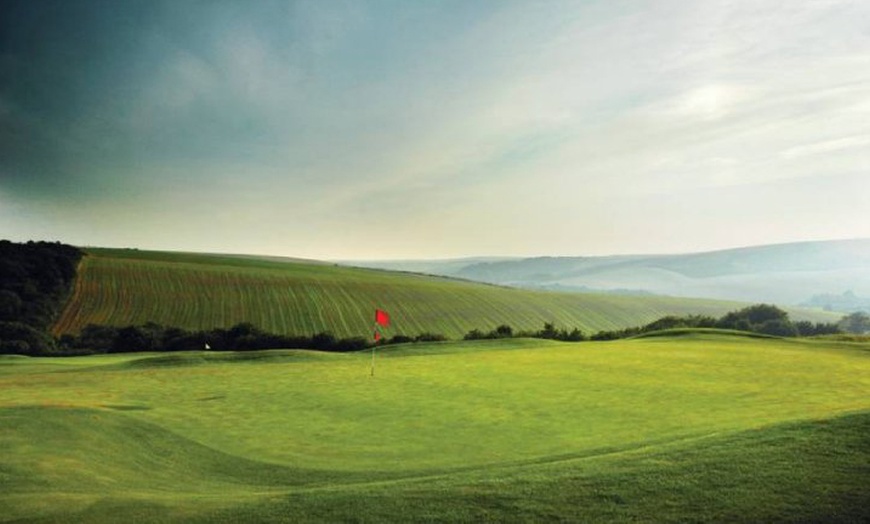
left=717, top=304, right=791, bottom=334
left=76, top=324, right=118, bottom=352
left=0, top=241, right=83, bottom=354
left=464, top=329, right=486, bottom=340
left=311, top=332, right=337, bottom=350
left=757, top=319, right=798, bottom=337
left=415, top=333, right=447, bottom=342
left=0, top=290, right=23, bottom=321
left=0, top=321, right=57, bottom=355
left=494, top=324, right=513, bottom=338
left=112, top=326, right=153, bottom=352
left=562, top=328, right=586, bottom=341
left=839, top=312, right=870, bottom=334
left=538, top=322, right=559, bottom=339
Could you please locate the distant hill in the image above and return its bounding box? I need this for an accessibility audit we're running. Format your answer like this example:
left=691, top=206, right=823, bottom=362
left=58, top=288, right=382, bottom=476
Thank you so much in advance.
left=336, top=257, right=519, bottom=276
left=52, top=248, right=837, bottom=340
left=348, top=239, right=870, bottom=310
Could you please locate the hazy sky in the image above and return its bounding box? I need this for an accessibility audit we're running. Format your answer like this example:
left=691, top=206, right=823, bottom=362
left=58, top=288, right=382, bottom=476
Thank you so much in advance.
left=1, top=0, right=868, bottom=260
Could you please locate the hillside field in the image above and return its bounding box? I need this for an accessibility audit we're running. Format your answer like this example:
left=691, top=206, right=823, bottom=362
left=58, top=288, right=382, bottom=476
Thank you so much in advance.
left=1, top=333, right=868, bottom=522
left=52, top=249, right=838, bottom=339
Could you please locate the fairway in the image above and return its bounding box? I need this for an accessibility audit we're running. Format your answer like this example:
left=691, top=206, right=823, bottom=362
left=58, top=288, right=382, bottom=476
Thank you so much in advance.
left=2, top=334, right=868, bottom=522
left=52, top=249, right=838, bottom=339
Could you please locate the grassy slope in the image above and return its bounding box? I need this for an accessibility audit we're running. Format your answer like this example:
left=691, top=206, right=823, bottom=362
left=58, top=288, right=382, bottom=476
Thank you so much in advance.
left=1, top=334, right=868, bottom=522
left=52, top=248, right=836, bottom=339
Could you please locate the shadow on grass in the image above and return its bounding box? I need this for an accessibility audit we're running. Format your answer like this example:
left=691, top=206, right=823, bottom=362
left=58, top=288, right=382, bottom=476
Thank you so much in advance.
left=3, top=407, right=868, bottom=523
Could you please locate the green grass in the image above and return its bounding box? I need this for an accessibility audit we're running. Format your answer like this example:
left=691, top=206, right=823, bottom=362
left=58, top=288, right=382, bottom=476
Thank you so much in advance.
left=1, top=333, right=868, bottom=522
left=632, top=327, right=780, bottom=339
left=52, top=248, right=838, bottom=339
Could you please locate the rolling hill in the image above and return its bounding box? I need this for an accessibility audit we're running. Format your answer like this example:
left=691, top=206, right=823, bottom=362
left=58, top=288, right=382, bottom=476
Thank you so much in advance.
left=349, top=238, right=870, bottom=308
left=2, top=334, right=868, bottom=522
left=52, top=248, right=838, bottom=339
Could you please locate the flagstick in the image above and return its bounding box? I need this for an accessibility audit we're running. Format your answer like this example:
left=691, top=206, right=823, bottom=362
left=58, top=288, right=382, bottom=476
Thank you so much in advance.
left=371, top=322, right=378, bottom=377
left=372, top=309, right=389, bottom=377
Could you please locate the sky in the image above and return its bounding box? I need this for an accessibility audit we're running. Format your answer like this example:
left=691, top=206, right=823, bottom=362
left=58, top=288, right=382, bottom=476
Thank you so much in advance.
left=1, top=0, right=868, bottom=260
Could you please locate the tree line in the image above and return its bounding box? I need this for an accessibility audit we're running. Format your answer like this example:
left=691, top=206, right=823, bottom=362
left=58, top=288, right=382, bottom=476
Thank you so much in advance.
left=4, top=306, right=865, bottom=357
left=589, top=304, right=844, bottom=340
left=54, top=322, right=455, bottom=355
left=48, top=304, right=863, bottom=355
left=56, top=322, right=373, bottom=354
left=464, top=322, right=585, bottom=341
left=0, top=240, right=83, bottom=355
left=463, top=304, right=853, bottom=343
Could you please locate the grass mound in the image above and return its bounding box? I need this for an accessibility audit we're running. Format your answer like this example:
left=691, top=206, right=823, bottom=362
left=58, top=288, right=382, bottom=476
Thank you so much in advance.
left=187, top=411, right=870, bottom=524
left=3, top=406, right=868, bottom=523
left=111, top=350, right=342, bottom=370
left=632, top=327, right=780, bottom=340
left=0, top=406, right=346, bottom=492
left=815, top=333, right=870, bottom=343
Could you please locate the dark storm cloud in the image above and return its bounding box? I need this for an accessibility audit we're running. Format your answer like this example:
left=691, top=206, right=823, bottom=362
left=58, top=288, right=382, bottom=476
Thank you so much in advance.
left=0, top=0, right=306, bottom=197
left=1, top=1, right=153, bottom=186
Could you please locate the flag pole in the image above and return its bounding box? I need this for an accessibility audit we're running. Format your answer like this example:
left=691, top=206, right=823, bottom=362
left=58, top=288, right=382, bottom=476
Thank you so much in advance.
left=372, top=309, right=389, bottom=378
left=371, top=319, right=379, bottom=377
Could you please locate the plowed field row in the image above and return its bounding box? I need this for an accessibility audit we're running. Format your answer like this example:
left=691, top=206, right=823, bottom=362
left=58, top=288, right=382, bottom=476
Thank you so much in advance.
left=52, top=249, right=827, bottom=339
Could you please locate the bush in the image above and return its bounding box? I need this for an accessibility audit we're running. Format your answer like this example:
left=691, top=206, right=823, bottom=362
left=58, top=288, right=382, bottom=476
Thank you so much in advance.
left=311, top=332, right=337, bottom=350
left=112, top=326, right=154, bottom=352
left=464, top=329, right=486, bottom=340
left=415, top=333, right=447, bottom=342
left=591, top=330, right=621, bottom=341
left=561, top=328, right=586, bottom=341
left=0, top=340, right=30, bottom=355
left=76, top=324, right=118, bottom=352
left=332, top=337, right=369, bottom=352
left=717, top=304, right=789, bottom=331
left=839, top=312, right=870, bottom=334
left=494, top=325, right=513, bottom=338
left=536, top=322, right=556, bottom=339
left=793, top=321, right=840, bottom=337
left=463, top=325, right=515, bottom=340
left=0, top=321, right=57, bottom=355
left=757, top=319, right=798, bottom=337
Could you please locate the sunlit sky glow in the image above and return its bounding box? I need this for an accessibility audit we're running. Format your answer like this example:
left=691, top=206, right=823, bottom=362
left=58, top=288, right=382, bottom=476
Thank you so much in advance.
left=1, top=0, right=868, bottom=260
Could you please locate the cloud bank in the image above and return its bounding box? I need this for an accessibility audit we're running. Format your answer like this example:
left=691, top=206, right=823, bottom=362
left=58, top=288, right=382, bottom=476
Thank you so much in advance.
left=1, top=0, right=868, bottom=258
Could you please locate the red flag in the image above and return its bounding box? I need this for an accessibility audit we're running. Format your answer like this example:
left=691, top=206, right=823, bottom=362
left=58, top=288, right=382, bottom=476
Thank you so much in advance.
left=375, top=309, right=390, bottom=327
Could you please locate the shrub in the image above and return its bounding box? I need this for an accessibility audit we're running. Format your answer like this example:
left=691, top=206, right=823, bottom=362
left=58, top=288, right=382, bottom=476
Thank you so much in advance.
left=415, top=333, right=447, bottom=342
left=0, top=321, right=57, bottom=355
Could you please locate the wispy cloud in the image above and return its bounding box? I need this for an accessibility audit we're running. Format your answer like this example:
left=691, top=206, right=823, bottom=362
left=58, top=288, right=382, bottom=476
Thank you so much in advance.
left=1, top=0, right=868, bottom=258
left=780, top=135, right=870, bottom=160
